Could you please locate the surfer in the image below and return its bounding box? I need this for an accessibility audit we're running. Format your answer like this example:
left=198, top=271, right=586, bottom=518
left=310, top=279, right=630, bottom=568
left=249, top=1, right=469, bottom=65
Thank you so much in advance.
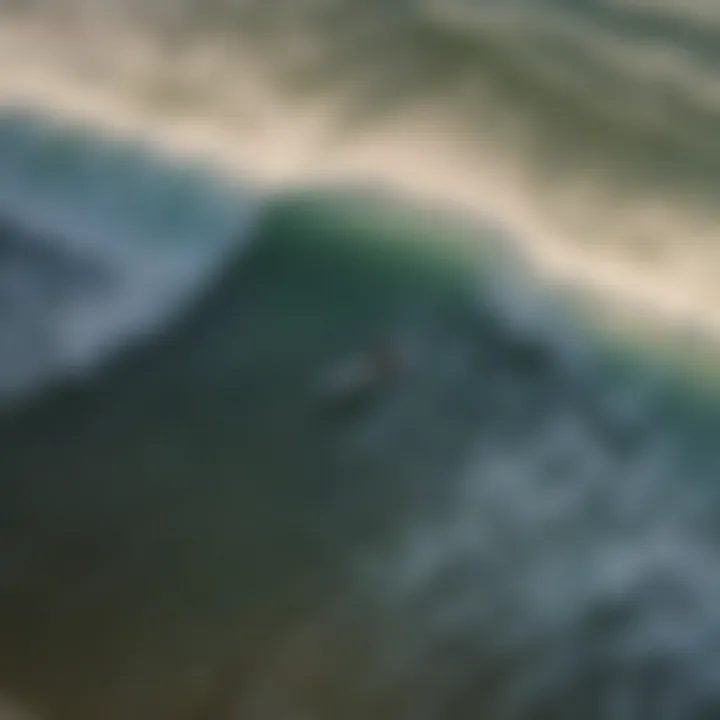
left=317, top=336, right=409, bottom=413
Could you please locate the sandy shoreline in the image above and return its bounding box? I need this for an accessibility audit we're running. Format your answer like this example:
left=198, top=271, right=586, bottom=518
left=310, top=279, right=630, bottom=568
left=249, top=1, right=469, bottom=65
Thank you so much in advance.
left=1, top=21, right=719, bottom=353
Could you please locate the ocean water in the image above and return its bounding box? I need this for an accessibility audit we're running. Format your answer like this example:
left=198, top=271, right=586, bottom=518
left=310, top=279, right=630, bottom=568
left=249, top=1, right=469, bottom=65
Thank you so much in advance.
left=1, top=3, right=720, bottom=719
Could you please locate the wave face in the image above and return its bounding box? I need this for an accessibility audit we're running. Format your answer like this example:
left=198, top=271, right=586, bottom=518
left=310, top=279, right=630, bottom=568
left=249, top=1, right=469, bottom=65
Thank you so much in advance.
left=0, top=116, right=719, bottom=720
left=1, top=4, right=720, bottom=720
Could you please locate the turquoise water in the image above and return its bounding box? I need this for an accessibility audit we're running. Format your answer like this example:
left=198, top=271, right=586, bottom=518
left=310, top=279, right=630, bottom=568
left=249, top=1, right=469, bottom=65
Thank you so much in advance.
left=2, top=9, right=720, bottom=717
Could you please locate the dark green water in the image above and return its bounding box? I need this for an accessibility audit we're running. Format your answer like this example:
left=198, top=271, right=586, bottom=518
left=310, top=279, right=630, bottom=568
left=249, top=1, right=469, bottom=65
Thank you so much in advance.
left=0, top=179, right=720, bottom=719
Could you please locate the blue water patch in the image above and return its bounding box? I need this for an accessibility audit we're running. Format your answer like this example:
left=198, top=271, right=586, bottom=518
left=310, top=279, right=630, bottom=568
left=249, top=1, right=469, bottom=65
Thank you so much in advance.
left=0, top=109, right=262, bottom=406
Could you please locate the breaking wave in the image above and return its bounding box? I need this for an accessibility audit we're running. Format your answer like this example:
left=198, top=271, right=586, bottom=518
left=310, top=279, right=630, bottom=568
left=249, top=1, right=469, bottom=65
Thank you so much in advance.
left=1, top=3, right=720, bottom=719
